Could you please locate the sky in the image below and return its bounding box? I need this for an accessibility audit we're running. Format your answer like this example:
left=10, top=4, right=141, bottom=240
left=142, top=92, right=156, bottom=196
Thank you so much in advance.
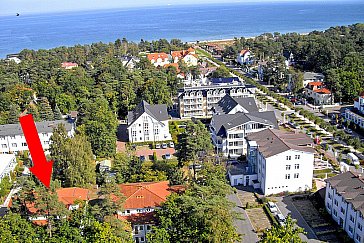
left=0, top=0, right=350, bottom=16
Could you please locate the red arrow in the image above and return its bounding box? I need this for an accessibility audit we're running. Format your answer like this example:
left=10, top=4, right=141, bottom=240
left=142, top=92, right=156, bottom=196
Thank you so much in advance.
left=19, top=114, right=53, bottom=188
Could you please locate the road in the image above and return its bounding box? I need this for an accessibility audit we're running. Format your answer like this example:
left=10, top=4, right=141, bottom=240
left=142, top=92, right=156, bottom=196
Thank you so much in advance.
left=275, top=196, right=322, bottom=243
left=227, top=193, right=259, bottom=243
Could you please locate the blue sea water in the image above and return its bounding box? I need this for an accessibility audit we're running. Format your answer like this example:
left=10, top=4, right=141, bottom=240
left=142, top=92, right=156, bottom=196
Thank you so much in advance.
left=1, top=1, right=364, bottom=57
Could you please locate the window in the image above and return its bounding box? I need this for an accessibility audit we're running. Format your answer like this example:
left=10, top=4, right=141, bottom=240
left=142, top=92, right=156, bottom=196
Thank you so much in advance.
left=285, top=174, right=290, bottom=179
left=44, top=141, right=49, bottom=145
left=10, top=136, right=16, bottom=139
left=350, top=215, right=355, bottom=223
left=327, top=203, right=331, bottom=209
left=1, top=144, right=7, bottom=148
left=140, top=226, right=144, bottom=231
left=349, top=226, right=353, bottom=234
left=294, top=173, right=299, bottom=179
left=154, top=128, right=159, bottom=135
left=126, top=210, right=130, bottom=214
left=140, top=237, right=145, bottom=242
left=356, top=234, right=361, bottom=242
left=295, top=155, right=300, bottom=159
left=147, top=225, right=151, bottom=231
left=0, top=136, right=5, bottom=140
left=328, top=193, right=332, bottom=199
left=333, top=210, right=337, bottom=216
left=11, top=143, right=17, bottom=147
left=132, top=131, right=137, bottom=137
left=22, top=142, right=27, bottom=146
left=286, top=165, right=291, bottom=170
left=334, top=199, right=338, bottom=206
left=358, top=223, right=362, bottom=231
left=294, top=164, right=300, bottom=169
left=286, top=156, right=291, bottom=160
left=340, top=207, right=345, bottom=214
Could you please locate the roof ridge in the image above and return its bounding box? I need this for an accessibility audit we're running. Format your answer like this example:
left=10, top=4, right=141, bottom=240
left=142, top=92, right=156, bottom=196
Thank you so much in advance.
left=270, top=129, right=295, bottom=151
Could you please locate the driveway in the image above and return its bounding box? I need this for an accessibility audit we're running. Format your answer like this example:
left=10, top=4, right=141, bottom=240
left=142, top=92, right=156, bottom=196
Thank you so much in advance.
left=275, top=196, right=322, bottom=243
left=227, top=192, right=259, bottom=243
left=136, top=146, right=176, bottom=160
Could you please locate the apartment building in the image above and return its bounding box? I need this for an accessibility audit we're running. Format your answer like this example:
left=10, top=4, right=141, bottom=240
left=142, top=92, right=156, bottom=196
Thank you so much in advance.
left=304, top=81, right=333, bottom=105
left=325, top=172, right=364, bottom=243
left=0, top=120, right=75, bottom=154
left=242, top=129, right=315, bottom=195
left=117, top=181, right=184, bottom=243
left=127, top=101, right=171, bottom=143
left=345, top=91, right=364, bottom=129
left=210, top=111, right=277, bottom=157
left=178, top=78, right=256, bottom=118
left=0, top=154, right=17, bottom=182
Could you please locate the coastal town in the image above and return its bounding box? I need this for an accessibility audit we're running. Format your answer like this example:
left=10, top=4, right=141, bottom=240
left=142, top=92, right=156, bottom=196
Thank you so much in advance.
left=0, top=23, right=364, bottom=243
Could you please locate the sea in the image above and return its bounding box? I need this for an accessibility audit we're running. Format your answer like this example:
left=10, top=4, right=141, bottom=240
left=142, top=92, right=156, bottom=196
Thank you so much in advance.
left=1, top=1, right=364, bottom=58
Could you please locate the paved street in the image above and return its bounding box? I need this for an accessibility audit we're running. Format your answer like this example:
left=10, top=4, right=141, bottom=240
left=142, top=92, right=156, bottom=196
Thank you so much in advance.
left=275, top=196, right=322, bottom=243
left=227, top=193, right=259, bottom=243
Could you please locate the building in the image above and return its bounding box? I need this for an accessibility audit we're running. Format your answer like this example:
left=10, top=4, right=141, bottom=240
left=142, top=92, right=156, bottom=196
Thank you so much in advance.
left=210, top=111, right=277, bottom=157
left=325, top=172, right=364, bottom=243
left=236, top=50, right=252, bottom=65
left=243, top=129, right=315, bottom=195
left=303, top=72, right=324, bottom=88
left=304, top=81, right=333, bottom=106
left=61, top=62, right=78, bottom=69
left=120, top=56, right=140, bottom=70
left=178, top=78, right=256, bottom=118
left=147, top=53, right=170, bottom=67
left=127, top=101, right=171, bottom=143
left=0, top=120, right=75, bottom=154
left=0, top=154, right=17, bottom=182
left=117, top=181, right=183, bottom=243
left=345, top=91, right=364, bottom=129
left=171, top=47, right=198, bottom=66
left=212, top=94, right=260, bottom=115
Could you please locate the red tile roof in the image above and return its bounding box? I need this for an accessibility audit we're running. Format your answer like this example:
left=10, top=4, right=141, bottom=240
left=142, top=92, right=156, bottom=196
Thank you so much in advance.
left=164, top=63, right=180, bottom=72
left=57, top=187, right=89, bottom=205
left=61, top=62, right=78, bottom=68
left=117, top=212, right=156, bottom=224
left=308, top=81, right=323, bottom=87
left=314, top=88, right=331, bottom=94
left=240, top=49, right=250, bottom=55
left=171, top=49, right=198, bottom=60
left=32, top=220, right=48, bottom=226
left=119, top=181, right=172, bottom=209
left=147, top=53, right=169, bottom=61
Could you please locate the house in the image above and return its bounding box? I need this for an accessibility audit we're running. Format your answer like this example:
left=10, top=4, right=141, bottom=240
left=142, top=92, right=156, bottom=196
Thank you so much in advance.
left=171, top=47, right=198, bottom=66
left=127, top=101, right=172, bottom=143
left=236, top=50, right=252, bottom=65
left=147, top=53, right=170, bottom=67
left=0, top=154, right=17, bottom=182
left=210, top=111, right=277, bottom=158
left=120, top=56, right=140, bottom=70
left=61, top=62, right=78, bottom=69
left=163, top=63, right=184, bottom=79
left=27, top=187, right=90, bottom=225
left=117, top=181, right=184, bottom=243
left=304, top=81, right=333, bottom=106
left=178, top=79, right=256, bottom=118
left=0, top=120, right=75, bottom=154
left=303, top=72, right=324, bottom=88
left=345, top=91, right=364, bottom=129
left=325, top=172, right=364, bottom=243
left=243, top=129, right=315, bottom=195
left=6, top=54, right=21, bottom=64
left=212, top=94, right=260, bottom=115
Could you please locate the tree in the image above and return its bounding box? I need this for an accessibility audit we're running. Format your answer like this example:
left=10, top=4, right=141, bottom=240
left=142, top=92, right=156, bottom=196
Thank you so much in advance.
left=53, top=104, right=62, bottom=120
left=177, top=121, right=213, bottom=165
left=210, top=66, right=231, bottom=78
left=259, top=216, right=305, bottom=243
left=84, top=221, right=124, bottom=243
left=38, top=97, right=54, bottom=121
left=0, top=213, right=40, bottom=243
left=7, top=104, right=20, bottom=124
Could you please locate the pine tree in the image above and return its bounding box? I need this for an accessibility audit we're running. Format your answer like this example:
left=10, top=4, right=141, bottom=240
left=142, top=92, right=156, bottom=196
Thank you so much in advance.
left=38, top=97, right=54, bottom=121
left=53, top=104, right=62, bottom=120
left=26, top=103, right=40, bottom=121
left=7, top=104, right=20, bottom=124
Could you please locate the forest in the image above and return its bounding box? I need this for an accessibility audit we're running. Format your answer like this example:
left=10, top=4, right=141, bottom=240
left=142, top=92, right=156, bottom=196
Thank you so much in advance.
left=223, top=23, right=364, bottom=102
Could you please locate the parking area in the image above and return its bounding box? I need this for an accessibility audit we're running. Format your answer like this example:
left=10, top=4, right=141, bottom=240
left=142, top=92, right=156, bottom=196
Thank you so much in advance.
left=135, top=145, right=176, bottom=160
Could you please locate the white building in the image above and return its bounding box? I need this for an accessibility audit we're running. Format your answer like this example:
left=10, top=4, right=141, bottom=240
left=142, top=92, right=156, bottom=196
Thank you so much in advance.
left=325, top=172, right=364, bottom=243
left=171, top=47, right=198, bottom=66
left=117, top=181, right=183, bottom=243
left=210, top=110, right=277, bottom=158
left=345, top=92, right=364, bottom=130
left=236, top=50, right=252, bottom=65
left=147, top=53, right=170, bottom=67
left=242, top=129, right=315, bottom=195
left=0, top=120, right=75, bottom=154
left=0, top=154, right=17, bottom=182
left=178, top=78, right=256, bottom=118
left=127, top=101, right=171, bottom=143
left=303, top=72, right=324, bottom=88
left=304, top=81, right=333, bottom=106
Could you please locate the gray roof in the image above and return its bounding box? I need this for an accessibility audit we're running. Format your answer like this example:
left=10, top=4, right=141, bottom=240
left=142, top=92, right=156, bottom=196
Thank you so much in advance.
left=303, top=72, right=324, bottom=81
left=326, top=171, right=364, bottom=216
left=212, top=111, right=278, bottom=137
left=127, top=101, right=169, bottom=125
left=246, top=129, right=315, bottom=158
left=0, top=120, right=74, bottom=137
left=213, top=94, right=259, bottom=115
left=228, top=162, right=255, bottom=176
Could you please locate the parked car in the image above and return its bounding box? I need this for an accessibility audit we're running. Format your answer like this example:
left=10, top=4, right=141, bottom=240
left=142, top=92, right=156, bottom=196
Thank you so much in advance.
left=345, top=129, right=353, bottom=134
left=267, top=202, right=278, bottom=214
left=155, top=143, right=161, bottom=149
left=169, top=141, right=174, bottom=148
left=162, top=143, right=167, bottom=149
left=178, top=124, right=187, bottom=129
left=165, top=153, right=171, bottom=160
left=140, top=155, right=146, bottom=162
left=275, top=213, right=286, bottom=226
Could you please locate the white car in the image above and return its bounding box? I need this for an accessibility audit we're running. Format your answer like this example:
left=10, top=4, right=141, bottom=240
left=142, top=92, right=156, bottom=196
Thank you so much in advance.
left=162, top=143, right=167, bottom=149
left=155, top=143, right=161, bottom=149
left=275, top=213, right=286, bottom=226
left=267, top=202, right=278, bottom=214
